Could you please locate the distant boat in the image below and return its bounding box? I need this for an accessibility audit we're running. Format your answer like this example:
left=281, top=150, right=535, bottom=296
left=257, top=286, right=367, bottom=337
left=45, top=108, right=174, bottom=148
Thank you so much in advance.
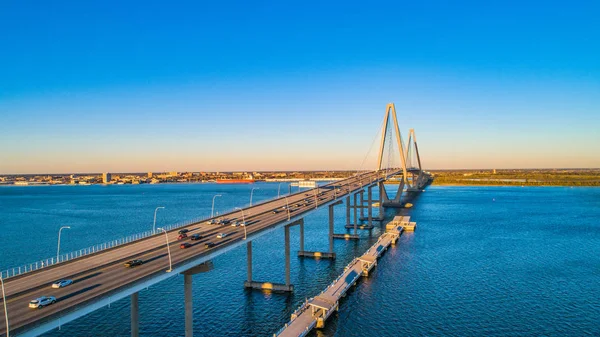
left=216, top=179, right=255, bottom=184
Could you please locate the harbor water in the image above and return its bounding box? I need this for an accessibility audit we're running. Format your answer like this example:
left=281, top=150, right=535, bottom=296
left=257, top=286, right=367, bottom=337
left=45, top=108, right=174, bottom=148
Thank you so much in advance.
left=0, top=184, right=598, bottom=336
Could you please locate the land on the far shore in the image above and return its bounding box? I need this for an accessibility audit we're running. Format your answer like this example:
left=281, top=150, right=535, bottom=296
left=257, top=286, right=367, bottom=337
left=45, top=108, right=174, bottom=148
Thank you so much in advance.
left=430, top=169, right=600, bottom=187
left=1, top=169, right=599, bottom=187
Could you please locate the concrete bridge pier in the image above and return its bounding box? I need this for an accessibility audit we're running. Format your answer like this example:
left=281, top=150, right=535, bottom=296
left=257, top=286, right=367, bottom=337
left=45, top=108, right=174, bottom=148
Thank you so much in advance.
left=367, top=185, right=373, bottom=226
left=298, top=201, right=340, bottom=259
left=180, top=261, right=213, bottom=337
left=345, top=195, right=351, bottom=227
left=353, top=193, right=358, bottom=235
left=131, top=292, right=139, bottom=337
left=334, top=197, right=359, bottom=240
left=245, top=221, right=303, bottom=292
left=360, top=191, right=365, bottom=220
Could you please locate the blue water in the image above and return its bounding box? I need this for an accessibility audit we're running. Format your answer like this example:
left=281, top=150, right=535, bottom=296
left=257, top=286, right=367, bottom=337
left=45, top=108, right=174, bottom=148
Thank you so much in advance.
left=1, top=184, right=599, bottom=336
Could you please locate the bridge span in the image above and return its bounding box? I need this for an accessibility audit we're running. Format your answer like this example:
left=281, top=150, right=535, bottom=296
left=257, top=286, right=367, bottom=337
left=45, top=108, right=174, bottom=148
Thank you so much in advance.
left=1, top=170, right=413, bottom=336
left=0, top=102, right=431, bottom=337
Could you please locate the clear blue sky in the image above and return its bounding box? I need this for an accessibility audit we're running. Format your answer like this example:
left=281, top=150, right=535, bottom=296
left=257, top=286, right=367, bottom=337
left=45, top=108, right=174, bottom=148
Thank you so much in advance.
left=1, top=1, right=599, bottom=173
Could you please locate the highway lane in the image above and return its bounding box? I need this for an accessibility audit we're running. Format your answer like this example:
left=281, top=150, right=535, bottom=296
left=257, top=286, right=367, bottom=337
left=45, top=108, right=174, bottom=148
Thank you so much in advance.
left=0, top=170, right=395, bottom=336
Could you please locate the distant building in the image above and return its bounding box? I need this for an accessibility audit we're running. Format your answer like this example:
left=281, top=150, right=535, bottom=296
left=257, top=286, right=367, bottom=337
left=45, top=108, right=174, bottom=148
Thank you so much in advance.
left=102, top=173, right=112, bottom=183
left=148, top=172, right=153, bottom=178
left=493, top=169, right=497, bottom=174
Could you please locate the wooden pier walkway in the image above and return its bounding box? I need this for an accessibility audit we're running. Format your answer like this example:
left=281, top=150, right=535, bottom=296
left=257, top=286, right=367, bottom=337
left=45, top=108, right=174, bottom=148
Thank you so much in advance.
left=274, top=215, right=413, bottom=337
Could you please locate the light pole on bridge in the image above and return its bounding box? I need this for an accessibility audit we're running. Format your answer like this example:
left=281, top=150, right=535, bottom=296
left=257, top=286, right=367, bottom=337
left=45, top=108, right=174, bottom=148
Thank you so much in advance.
left=0, top=276, right=8, bottom=337
left=277, top=183, right=287, bottom=198
left=157, top=228, right=173, bottom=273
left=284, top=197, right=291, bottom=221
left=211, top=194, right=222, bottom=218
left=153, top=206, right=165, bottom=233
left=235, top=207, right=247, bottom=240
left=250, top=188, right=259, bottom=206
left=57, top=226, right=71, bottom=263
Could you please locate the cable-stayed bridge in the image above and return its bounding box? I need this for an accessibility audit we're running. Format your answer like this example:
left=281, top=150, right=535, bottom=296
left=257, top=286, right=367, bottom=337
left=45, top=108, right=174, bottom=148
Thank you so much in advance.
left=0, top=103, right=431, bottom=337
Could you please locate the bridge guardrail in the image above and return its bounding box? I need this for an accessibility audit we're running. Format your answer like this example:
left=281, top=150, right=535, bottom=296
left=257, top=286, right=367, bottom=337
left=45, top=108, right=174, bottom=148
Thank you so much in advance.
left=0, top=174, right=380, bottom=280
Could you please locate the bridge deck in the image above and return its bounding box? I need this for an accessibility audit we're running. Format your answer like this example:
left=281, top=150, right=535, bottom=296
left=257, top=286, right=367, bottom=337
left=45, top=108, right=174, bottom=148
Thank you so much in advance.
left=0, top=170, right=402, bottom=336
left=275, top=217, right=409, bottom=337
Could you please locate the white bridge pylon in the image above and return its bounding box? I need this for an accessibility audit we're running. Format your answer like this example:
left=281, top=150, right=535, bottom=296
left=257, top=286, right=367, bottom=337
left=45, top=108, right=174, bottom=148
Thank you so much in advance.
left=376, top=103, right=425, bottom=206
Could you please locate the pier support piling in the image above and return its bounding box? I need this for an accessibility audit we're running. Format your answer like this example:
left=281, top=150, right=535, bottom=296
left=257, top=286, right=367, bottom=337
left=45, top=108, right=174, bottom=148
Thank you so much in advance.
left=131, top=292, right=139, bottom=337
left=329, top=204, right=334, bottom=253
left=247, top=241, right=252, bottom=283
left=346, top=196, right=351, bottom=227
left=184, top=274, right=193, bottom=337
left=353, top=193, right=358, bottom=235
left=285, top=225, right=291, bottom=287
left=368, top=185, right=373, bottom=227
left=360, top=191, right=365, bottom=219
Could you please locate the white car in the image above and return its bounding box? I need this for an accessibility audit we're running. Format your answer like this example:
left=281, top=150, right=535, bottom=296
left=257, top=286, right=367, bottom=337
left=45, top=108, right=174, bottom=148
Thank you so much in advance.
left=216, top=233, right=228, bottom=239
left=51, top=279, right=73, bottom=288
left=29, top=296, right=56, bottom=309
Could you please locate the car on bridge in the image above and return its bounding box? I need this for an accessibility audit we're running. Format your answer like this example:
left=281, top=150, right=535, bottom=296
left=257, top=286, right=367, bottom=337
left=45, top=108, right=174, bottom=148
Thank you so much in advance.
left=124, top=260, right=144, bottom=268
left=190, top=234, right=202, bottom=241
left=51, top=279, right=73, bottom=288
left=180, top=243, right=192, bottom=249
left=205, top=242, right=215, bottom=248
left=177, top=233, right=188, bottom=240
left=271, top=210, right=279, bottom=214
left=216, top=233, right=228, bottom=239
left=178, top=229, right=190, bottom=235
left=29, top=296, right=56, bottom=309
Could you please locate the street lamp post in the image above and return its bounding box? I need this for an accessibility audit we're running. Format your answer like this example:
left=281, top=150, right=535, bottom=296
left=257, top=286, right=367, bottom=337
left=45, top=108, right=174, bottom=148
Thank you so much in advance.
left=284, top=197, right=291, bottom=221
left=313, top=188, right=318, bottom=209
left=57, top=226, right=71, bottom=263
left=211, top=194, right=222, bottom=218
left=0, top=276, right=8, bottom=337
left=235, top=207, right=247, bottom=240
left=277, top=183, right=284, bottom=198
left=157, top=228, right=172, bottom=272
left=250, top=188, right=259, bottom=206
left=153, top=206, right=165, bottom=233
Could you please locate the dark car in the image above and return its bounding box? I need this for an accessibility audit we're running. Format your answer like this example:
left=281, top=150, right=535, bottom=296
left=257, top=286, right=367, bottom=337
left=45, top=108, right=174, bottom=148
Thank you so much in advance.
left=178, top=229, right=190, bottom=235
left=205, top=242, right=215, bottom=248
left=124, top=259, right=144, bottom=268
left=190, top=234, right=202, bottom=241
left=177, top=233, right=188, bottom=240
left=180, top=243, right=192, bottom=249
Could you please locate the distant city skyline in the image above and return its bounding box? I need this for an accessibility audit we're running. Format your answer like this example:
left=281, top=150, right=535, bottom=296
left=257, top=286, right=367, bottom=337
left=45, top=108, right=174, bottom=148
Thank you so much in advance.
left=1, top=1, right=599, bottom=174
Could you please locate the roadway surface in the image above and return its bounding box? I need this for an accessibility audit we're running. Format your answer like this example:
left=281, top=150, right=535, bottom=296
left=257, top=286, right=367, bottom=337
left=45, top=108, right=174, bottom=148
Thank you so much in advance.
left=0, top=170, right=398, bottom=336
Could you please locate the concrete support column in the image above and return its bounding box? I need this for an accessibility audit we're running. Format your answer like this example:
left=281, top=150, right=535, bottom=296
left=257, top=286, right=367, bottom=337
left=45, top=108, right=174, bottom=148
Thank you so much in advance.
left=299, top=221, right=304, bottom=252
left=285, top=225, right=291, bottom=286
left=329, top=204, right=334, bottom=253
left=379, top=184, right=384, bottom=219
left=131, top=292, right=139, bottom=337
left=246, top=241, right=252, bottom=283
left=368, top=186, right=373, bottom=227
left=360, top=191, right=365, bottom=219
left=184, top=274, right=193, bottom=337
left=353, top=193, right=358, bottom=235
left=346, top=196, right=351, bottom=226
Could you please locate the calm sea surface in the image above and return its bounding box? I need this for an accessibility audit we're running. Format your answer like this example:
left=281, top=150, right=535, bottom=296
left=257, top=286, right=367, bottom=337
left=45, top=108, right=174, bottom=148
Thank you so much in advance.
left=0, top=184, right=599, bottom=336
